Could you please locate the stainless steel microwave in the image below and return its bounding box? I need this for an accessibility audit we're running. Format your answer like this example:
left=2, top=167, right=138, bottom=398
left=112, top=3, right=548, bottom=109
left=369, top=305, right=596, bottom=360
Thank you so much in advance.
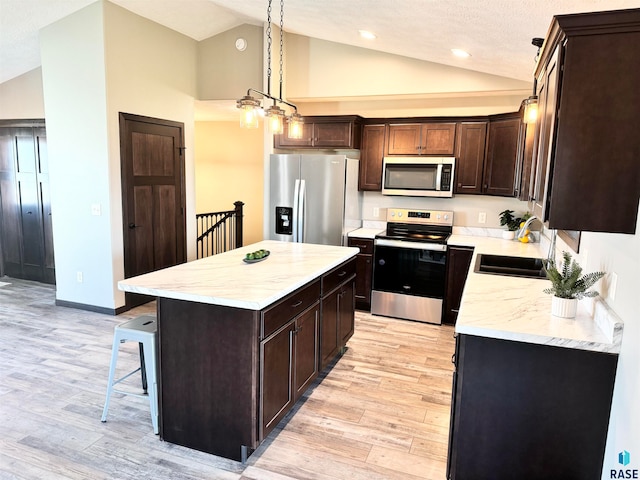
left=382, top=157, right=455, bottom=197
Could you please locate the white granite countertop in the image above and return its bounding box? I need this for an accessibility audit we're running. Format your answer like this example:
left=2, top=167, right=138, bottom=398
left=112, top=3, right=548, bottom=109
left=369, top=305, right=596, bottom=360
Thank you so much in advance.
left=448, top=234, right=623, bottom=354
left=118, top=240, right=358, bottom=310
left=347, top=227, right=385, bottom=239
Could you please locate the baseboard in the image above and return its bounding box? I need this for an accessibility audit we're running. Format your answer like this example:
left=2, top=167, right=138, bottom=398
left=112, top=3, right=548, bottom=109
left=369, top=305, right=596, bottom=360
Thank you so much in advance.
left=55, top=299, right=128, bottom=316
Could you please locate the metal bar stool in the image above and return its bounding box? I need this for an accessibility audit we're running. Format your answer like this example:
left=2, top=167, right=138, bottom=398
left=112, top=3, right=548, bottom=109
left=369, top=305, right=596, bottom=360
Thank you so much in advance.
left=101, top=314, right=158, bottom=434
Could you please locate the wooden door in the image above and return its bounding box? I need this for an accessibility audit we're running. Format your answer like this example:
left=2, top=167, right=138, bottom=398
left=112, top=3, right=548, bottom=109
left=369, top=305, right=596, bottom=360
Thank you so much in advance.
left=261, top=320, right=295, bottom=438
left=442, top=246, right=474, bottom=325
left=420, top=123, right=456, bottom=155
left=359, top=124, right=386, bottom=191
left=484, top=117, right=520, bottom=196
left=293, top=304, right=319, bottom=398
left=0, top=123, right=54, bottom=284
left=120, top=113, right=186, bottom=307
left=531, top=47, right=561, bottom=220
left=338, top=280, right=355, bottom=345
left=387, top=124, right=422, bottom=155
left=320, top=289, right=339, bottom=369
left=454, top=122, right=487, bottom=194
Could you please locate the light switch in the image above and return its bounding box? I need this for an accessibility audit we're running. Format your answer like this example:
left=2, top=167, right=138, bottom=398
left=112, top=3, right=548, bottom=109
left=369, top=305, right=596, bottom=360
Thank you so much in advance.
left=91, top=204, right=101, bottom=216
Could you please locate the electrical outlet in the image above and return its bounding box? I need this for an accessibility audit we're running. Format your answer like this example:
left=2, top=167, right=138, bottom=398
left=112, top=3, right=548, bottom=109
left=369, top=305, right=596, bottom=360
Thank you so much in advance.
left=91, top=204, right=101, bottom=216
left=76, top=271, right=83, bottom=283
left=373, top=207, right=380, bottom=218
left=478, top=212, right=486, bottom=224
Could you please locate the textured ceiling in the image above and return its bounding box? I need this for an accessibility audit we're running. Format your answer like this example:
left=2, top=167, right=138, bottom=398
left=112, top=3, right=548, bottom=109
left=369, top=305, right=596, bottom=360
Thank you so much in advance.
left=1, top=0, right=639, bottom=86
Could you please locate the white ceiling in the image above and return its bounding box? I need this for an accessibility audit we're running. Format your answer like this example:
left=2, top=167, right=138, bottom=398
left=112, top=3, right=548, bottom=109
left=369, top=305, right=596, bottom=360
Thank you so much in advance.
left=1, top=0, right=639, bottom=86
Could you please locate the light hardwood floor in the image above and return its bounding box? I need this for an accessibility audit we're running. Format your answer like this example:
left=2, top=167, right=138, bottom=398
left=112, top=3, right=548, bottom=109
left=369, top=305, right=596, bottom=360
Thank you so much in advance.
left=0, top=277, right=455, bottom=480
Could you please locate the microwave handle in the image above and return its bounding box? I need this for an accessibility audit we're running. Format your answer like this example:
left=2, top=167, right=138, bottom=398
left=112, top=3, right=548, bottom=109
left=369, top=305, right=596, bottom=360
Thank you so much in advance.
left=435, top=164, right=443, bottom=191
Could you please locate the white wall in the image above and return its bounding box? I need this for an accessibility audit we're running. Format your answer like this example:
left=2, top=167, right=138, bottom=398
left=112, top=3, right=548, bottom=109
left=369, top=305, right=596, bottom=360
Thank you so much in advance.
left=286, top=34, right=532, bottom=117
left=40, top=0, right=197, bottom=310
left=40, top=2, right=113, bottom=308
left=0, top=68, right=45, bottom=119
left=581, top=205, right=640, bottom=478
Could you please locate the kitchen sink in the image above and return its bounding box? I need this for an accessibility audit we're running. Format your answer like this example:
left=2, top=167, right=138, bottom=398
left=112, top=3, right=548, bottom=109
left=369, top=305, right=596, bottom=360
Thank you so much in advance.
left=474, top=254, right=547, bottom=279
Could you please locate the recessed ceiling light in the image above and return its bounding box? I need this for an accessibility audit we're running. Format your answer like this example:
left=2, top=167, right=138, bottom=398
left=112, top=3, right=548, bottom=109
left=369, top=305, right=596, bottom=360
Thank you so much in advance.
left=359, top=30, right=376, bottom=40
left=451, top=48, right=471, bottom=58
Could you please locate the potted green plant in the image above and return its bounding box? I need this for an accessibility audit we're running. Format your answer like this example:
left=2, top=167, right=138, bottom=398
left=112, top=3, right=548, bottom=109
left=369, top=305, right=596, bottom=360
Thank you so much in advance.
left=543, top=251, right=605, bottom=318
left=499, top=210, right=522, bottom=239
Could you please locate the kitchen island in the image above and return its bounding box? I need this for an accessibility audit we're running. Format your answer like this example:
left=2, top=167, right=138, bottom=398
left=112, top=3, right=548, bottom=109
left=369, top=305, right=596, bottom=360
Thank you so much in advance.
left=446, top=235, right=623, bottom=480
left=118, top=240, right=358, bottom=462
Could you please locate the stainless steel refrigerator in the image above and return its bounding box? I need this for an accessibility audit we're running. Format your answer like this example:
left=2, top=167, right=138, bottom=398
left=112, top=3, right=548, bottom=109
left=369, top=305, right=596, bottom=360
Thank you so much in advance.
left=269, top=154, right=362, bottom=246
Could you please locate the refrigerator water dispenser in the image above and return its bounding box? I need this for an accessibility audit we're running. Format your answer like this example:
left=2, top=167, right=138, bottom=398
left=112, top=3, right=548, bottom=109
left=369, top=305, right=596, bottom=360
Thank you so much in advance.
left=275, top=206, right=293, bottom=235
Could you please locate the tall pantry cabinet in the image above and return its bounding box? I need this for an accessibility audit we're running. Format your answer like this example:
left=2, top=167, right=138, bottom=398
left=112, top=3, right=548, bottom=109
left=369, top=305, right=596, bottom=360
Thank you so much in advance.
left=0, top=121, right=55, bottom=284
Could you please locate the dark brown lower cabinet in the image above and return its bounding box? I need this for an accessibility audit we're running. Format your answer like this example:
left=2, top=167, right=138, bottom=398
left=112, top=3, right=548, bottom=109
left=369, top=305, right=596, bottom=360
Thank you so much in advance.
left=348, top=237, right=374, bottom=311
left=442, top=246, right=474, bottom=325
left=447, top=334, right=618, bottom=480
left=261, top=302, right=319, bottom=439
left=156, top=257, right=356, bottom=463
left=320, top=261, right=356, bottom=369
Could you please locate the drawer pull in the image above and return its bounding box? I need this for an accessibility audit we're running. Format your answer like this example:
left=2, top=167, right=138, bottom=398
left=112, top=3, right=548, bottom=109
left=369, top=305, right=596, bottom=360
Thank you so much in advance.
left=451, top=353, right=456, bottom=364
left=291, top=300, right=303, bottom=308
left=337, top=271, right=347, bottom=277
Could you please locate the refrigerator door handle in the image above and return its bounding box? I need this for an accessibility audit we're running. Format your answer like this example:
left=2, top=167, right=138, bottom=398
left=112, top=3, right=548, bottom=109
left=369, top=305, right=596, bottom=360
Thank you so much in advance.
left=292, top=179, right=300, bottom=242
left=298, top=179, right=306, bottom=242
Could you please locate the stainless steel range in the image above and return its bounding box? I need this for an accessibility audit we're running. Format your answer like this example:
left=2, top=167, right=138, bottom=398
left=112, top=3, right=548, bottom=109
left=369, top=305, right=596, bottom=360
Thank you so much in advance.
left=371, top=208, right=453, bottom=324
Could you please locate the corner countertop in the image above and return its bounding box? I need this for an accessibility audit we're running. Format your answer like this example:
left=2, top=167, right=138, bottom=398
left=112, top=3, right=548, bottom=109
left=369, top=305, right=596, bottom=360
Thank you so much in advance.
left=448, top=234, right=623, bottom=354
left=347, top=227, right=385, bottom=239
left=118, top=240, right=358, bottom=311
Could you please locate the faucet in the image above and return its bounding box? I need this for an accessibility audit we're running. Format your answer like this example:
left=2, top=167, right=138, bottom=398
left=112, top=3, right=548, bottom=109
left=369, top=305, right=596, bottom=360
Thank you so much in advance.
left=517, top=215, right=538, bottom=241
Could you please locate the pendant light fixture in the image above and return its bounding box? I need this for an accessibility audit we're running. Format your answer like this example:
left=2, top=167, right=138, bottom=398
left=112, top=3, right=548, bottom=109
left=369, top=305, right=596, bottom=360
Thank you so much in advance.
left=236, top=0, right=303, bottom=138
left=523, top=37, right=545, bottom=125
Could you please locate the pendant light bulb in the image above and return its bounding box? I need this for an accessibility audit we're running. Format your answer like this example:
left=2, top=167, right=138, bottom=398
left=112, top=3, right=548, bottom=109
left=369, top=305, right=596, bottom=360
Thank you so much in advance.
left=523, top=95, right=538, bottom=124
left=288, top=112, right=304, bottom=139
left=237, top=95, right=261, bottom=129
left=265, top=104, right=285, bottom=135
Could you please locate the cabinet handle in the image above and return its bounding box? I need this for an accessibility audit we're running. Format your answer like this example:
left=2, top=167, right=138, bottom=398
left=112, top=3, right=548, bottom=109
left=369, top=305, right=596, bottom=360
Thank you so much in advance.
left=291, top=300, right=303, bottom=308
left=451, top=353, right=456, bottom=364
left=451, top=309, right=459, bottom=313
left=128, top=223, right=138, bottom=229
left=337, top=271, right=347, bottom=277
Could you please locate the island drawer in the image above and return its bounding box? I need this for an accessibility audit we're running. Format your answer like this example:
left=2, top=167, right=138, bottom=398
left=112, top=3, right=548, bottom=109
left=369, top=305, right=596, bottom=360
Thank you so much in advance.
left=347, top=237, right=374, bottom=254
left=262, top=279, right=321, bottom=339
left=322, top=258, right=356, bottom=295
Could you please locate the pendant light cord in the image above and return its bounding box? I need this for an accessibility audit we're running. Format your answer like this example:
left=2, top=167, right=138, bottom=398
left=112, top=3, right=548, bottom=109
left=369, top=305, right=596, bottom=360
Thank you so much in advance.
left=279, top=0, right=284, bottom=100
left=266, top=0, right=272, bottom=97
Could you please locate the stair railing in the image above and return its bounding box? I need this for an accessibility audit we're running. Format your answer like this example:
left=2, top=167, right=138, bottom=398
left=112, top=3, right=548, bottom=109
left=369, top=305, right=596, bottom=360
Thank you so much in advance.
left=196, top=201, right=244, bottom=259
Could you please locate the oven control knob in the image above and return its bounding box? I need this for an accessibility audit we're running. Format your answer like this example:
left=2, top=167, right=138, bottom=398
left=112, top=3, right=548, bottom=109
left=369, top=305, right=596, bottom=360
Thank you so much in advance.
left=444, top=214, right=449, bottom=220
left=378, top=259, right=385, bottom=266
left=398, top=212, right=403, bottom=217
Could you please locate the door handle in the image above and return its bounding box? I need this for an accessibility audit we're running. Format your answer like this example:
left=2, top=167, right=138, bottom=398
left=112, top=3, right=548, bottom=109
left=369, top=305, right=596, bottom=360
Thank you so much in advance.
left=128, top=223, right=137, bottom=229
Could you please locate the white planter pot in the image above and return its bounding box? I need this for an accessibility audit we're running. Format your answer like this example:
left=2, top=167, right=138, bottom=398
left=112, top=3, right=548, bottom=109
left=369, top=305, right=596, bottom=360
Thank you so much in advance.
left=551, top=296, right=578, bottom=318
left=502, top=230, right=515, bottom=240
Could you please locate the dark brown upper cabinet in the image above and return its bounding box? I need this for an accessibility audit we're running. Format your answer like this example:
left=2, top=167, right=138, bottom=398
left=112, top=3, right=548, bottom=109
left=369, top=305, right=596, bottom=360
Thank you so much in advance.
left=454, top=122, right=487, bottom=194
left=530, top=8, right=640, bottom=234
left=483, top=114, right=521, bottom=196
left=274, top=115, right=362, bottom=149
left=387, top=122, right=456, bottom=155
left=358, top=124, right=386, bottom=191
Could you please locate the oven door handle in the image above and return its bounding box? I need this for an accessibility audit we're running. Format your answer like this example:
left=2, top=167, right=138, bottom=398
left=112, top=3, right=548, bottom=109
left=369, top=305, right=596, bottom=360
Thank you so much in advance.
left=374, top=238, right=447, bottom=252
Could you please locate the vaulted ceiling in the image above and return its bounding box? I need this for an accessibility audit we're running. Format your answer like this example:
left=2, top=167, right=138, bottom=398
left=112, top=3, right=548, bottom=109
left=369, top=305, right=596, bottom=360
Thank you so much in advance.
left=3, top=0, right=640, bottom=87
